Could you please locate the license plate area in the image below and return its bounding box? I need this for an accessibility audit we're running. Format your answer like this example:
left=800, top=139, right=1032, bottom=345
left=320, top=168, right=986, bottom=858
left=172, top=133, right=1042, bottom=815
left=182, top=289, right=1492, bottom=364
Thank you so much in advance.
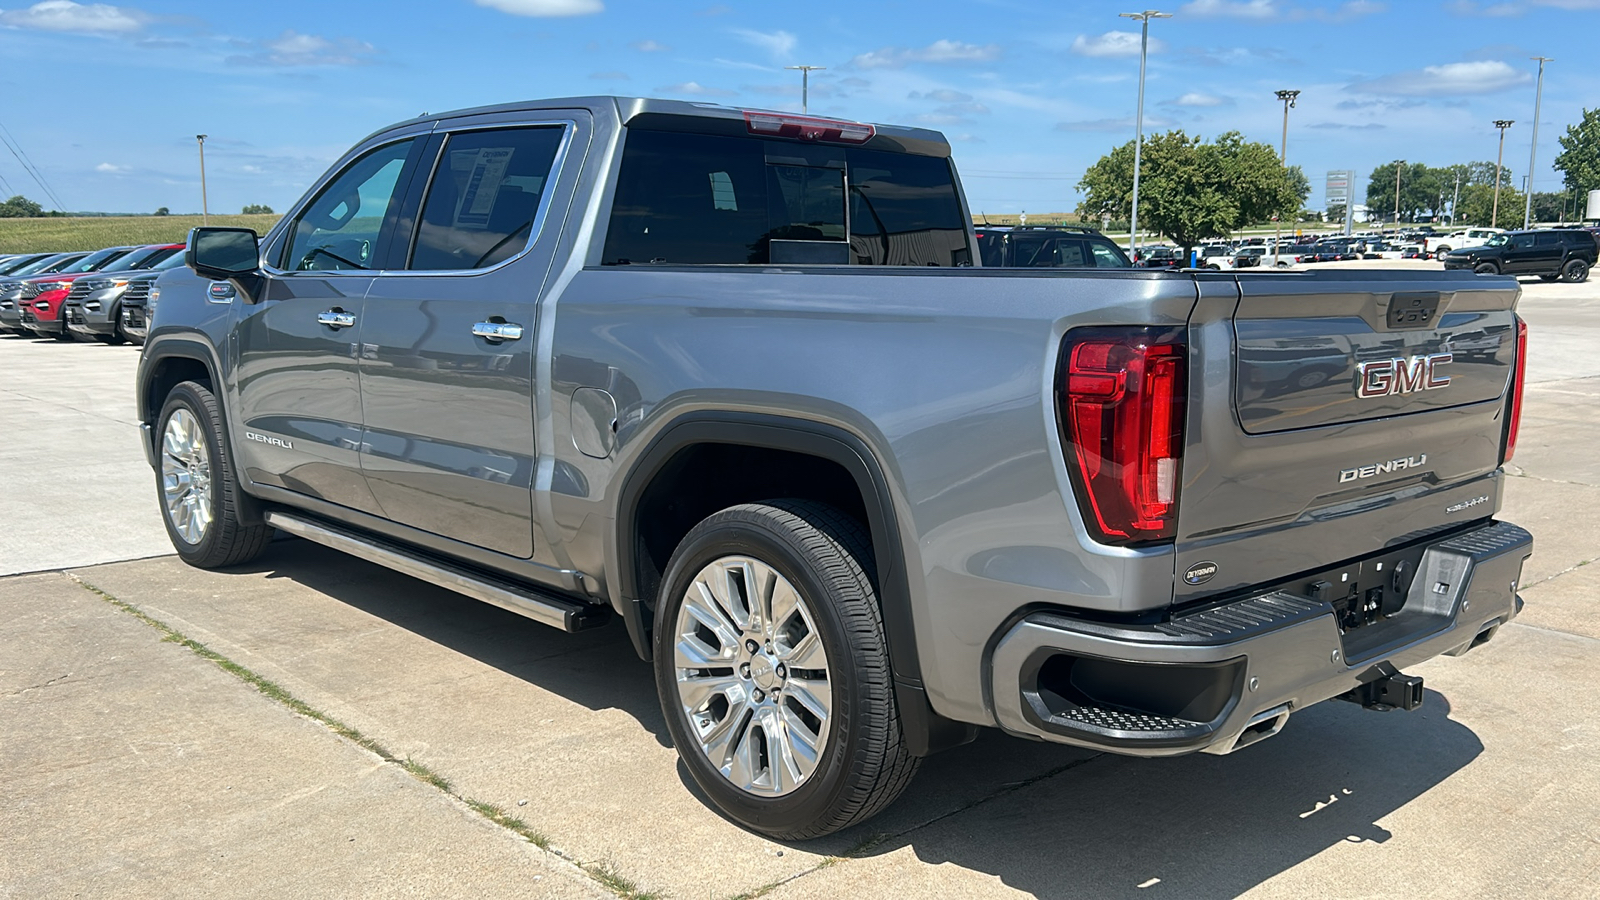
left=1287, top=543, right=1433, bottom=634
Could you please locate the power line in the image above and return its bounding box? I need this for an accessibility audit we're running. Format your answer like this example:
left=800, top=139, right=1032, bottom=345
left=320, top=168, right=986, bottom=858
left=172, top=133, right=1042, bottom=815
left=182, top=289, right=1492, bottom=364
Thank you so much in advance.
left=0, top=118, right=65, bottom=210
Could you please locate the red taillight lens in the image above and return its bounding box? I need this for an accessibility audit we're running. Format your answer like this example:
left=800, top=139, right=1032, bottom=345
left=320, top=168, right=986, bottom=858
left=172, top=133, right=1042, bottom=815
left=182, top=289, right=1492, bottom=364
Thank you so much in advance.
left=1058, top=328, right=1187, bottom=544
left=743, top=111, right=876, bottom=143
left=1504, top=316, right=1528, bottom=462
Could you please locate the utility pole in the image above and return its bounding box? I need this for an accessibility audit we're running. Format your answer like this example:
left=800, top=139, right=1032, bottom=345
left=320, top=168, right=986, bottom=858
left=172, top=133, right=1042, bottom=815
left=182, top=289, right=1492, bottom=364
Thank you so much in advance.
left=1119, top=9, right=1171, bottom=261
left=1272, top=89, right=1299, bottom=267
left=784, top=65, right=825, bottom=114
left=1524, top=57, right=1552, bottom=229
left=1451, top=167, right=1461, bottom=225
left=1493, top=120, right=1514, bottom=228
left=196, top=134, right=209, bottom=225
left=1394, top=160, right=1404, bottom=226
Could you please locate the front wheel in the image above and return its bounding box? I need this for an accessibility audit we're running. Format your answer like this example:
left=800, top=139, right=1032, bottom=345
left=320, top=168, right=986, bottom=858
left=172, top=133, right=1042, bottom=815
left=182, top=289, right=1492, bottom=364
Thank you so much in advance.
left=653, top=500, right=918, bottom=839
left=1473, top=262, right=1499, bottom=275
left=155, top=381, right=274, bottom=568
left=1562, top=259, right=1589, bottom=283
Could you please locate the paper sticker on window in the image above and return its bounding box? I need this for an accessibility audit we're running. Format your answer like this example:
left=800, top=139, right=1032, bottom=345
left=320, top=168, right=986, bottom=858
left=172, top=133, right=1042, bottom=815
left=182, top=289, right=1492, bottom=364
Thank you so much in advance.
left=452, top=147, right=514, bottom=229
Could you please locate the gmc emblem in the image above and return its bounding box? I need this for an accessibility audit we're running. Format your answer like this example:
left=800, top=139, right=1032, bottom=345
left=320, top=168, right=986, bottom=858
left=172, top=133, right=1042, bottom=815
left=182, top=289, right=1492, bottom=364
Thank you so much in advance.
left=1355, top=353, right=1452, bottom=399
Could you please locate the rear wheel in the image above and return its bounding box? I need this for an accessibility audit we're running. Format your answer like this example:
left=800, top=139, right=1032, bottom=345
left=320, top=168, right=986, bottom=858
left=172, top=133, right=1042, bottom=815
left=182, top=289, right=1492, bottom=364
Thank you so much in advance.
left=1562, top=258, right=1589, bottom=283
left=156, top=381, right=274, bottom=568
left=653, top=500, right=917, bottom=839
left=1473, top=262, right=1499, bottom=275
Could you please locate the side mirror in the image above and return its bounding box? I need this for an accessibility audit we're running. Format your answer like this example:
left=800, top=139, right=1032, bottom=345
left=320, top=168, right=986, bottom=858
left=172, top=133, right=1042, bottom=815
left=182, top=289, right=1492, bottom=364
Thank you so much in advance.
left=186, top=227, right=263, bottom=303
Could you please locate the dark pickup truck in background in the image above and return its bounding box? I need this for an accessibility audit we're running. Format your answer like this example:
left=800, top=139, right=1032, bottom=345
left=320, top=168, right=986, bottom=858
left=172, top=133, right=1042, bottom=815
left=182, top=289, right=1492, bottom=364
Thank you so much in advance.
left=137, top=96, right=1532, bottom=839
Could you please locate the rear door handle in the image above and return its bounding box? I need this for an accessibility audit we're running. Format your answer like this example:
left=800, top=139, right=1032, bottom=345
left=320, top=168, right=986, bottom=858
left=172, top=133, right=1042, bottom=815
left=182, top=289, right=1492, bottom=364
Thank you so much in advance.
left=471, top=321, right=524, bottom=342
left=317, top=310, right=357, bottom=329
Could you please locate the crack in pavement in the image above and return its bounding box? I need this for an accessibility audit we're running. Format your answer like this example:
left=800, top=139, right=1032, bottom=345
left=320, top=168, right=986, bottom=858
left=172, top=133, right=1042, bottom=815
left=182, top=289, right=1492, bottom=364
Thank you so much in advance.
left=1, top=671, right=77, bottom=697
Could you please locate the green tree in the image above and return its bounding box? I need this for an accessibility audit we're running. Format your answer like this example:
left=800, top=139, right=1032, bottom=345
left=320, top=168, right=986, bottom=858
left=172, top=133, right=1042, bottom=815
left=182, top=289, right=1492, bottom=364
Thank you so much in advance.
left=0, top=195, right=44, bottom=217
left=1530, top=191, right=1568, bottom=223
left=1455, top=182, right=1525, bottom=228
left=1554, top=108, right=1600, bottom=194
left=153, top=206, right=169, bottom=216
left=1364, top=161, right=1447, bottom=223
left=1077, top=130, right=1300, bottom=253
left=1328, top=202, right=1347, bottom=223
left=241, top=203, right=274, bottom=215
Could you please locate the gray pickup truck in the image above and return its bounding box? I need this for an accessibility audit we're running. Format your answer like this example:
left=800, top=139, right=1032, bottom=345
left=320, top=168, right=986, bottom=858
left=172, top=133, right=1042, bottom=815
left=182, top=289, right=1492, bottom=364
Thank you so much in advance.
left=137, top=97, right=1532, bottom=839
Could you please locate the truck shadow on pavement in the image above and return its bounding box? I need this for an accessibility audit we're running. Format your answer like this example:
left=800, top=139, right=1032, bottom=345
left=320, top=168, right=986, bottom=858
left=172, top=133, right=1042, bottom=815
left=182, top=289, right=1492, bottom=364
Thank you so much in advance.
left=234, top=540, right=1483, bottom=898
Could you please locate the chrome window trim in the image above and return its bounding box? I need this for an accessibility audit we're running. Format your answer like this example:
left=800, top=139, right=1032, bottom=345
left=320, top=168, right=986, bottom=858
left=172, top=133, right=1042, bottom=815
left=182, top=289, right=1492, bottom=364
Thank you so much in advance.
left=380, top=118, right=578, bottom=278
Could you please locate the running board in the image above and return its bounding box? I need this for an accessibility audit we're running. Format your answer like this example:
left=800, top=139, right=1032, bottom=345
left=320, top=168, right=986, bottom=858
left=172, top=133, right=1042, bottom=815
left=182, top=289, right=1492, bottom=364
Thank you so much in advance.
left=263, top=511, right=609, bottom=633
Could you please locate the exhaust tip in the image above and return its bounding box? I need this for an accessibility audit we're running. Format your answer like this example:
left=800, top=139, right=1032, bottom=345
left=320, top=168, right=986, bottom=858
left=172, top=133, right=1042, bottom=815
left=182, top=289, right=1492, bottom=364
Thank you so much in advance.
left=1202, top=703, right=1291, bottom=755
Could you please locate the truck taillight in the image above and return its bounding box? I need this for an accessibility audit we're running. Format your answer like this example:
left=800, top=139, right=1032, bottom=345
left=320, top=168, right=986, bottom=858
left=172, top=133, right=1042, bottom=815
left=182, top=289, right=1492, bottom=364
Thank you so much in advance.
left=1504, top=316, right=1528, bottom=462
left=743, top=111, right=875, bottom=144
left=1058, top=328, right=1186, bottom=545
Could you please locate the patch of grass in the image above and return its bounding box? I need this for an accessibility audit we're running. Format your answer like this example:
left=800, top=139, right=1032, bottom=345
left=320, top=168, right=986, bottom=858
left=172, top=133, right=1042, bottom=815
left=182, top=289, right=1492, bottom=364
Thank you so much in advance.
left=70, top=573, right=655, bottom=899
left=0, top=214, right=280, bottom=252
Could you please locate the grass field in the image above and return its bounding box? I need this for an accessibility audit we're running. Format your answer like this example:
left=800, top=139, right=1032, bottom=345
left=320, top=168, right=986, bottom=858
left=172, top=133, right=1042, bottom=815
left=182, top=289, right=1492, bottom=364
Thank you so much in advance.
left=0, top=215, right=281, bottom=253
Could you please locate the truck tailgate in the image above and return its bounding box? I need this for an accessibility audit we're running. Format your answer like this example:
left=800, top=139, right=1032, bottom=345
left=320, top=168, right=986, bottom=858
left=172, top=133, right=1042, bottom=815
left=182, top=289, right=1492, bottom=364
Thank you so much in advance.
left=1174, top=269, right=1520, bottom=606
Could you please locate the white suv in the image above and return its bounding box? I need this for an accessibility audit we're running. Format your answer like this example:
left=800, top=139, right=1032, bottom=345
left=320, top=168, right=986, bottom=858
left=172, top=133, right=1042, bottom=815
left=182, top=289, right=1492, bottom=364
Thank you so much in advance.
left=1432, top=227, right=1504, bottom=256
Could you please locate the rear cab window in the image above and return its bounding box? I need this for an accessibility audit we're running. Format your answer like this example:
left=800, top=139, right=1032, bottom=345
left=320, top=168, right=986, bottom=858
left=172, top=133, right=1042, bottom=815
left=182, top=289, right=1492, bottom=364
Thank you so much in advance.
left=601, top=128, right=969, bottom=267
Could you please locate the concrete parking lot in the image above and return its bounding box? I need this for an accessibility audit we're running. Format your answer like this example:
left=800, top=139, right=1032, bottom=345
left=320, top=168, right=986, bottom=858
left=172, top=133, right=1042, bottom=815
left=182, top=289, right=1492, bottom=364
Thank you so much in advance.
left=3, top=267, right=1598, bottom=899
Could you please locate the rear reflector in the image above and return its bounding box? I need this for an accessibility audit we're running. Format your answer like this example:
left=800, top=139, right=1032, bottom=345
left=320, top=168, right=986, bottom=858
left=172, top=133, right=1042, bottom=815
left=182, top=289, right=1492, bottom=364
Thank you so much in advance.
left=1504, top=316, right=1528, bottom=462
left=743, top=111, right=875, bottom=144
left=1058, top=327, right=1187, bottom=545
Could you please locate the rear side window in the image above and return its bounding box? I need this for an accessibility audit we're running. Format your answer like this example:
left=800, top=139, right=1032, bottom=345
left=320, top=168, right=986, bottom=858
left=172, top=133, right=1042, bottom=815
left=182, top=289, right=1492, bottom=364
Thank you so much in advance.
left=408, top=126, right=566, bottom=271
left=1090, top=241, right=1130, bottom=268
left=1535, top=232, right=1559, bottom=247
left=602, top=129, right=968, bottom=267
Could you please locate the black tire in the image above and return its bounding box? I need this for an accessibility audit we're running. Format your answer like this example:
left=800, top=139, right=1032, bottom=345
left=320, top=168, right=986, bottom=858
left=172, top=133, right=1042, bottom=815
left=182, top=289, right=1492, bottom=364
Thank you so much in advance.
left=1473, top=262, right=1499, bottom=275
left=1562, top=258, right=1589, bottom=283
left=155, top=381, right=274, bottom=568
left=1434, top=245, right=1451, bottom=256
left=653, top=500, right=918, bottom=839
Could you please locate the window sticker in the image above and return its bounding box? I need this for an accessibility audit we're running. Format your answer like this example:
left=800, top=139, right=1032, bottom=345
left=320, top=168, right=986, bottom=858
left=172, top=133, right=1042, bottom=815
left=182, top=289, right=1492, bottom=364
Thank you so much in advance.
left=452, top=147, right=514, bottom=229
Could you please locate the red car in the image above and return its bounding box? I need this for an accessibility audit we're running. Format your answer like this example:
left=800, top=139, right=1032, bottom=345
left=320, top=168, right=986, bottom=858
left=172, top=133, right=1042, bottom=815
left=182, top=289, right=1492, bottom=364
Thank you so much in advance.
left=20, top=245, right=173, bottom=340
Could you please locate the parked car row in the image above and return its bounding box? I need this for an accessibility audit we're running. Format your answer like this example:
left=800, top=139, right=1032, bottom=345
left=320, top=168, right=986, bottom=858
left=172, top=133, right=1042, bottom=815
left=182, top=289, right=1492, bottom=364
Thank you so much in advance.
left=0, top=243, right=182, bottom=345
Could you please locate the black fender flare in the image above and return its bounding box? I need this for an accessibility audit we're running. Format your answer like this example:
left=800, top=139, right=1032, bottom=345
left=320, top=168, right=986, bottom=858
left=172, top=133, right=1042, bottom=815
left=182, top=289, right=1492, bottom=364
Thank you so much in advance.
left=611, top=411, right=976, bottom=756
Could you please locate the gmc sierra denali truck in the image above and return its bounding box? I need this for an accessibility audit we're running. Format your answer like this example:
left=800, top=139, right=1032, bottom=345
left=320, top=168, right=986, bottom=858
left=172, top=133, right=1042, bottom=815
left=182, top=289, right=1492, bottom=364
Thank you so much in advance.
left=137, top=97, right=1533, bottom=840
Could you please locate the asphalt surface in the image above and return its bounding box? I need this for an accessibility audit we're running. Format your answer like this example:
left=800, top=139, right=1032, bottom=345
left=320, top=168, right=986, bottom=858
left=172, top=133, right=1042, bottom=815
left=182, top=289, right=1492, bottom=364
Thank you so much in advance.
left=2, top=267, right=1597, bottom=899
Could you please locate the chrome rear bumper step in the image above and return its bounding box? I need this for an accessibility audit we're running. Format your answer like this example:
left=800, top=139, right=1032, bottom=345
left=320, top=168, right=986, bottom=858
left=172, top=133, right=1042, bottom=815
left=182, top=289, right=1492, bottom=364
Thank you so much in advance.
left=263, top=511, right=609, bottom=633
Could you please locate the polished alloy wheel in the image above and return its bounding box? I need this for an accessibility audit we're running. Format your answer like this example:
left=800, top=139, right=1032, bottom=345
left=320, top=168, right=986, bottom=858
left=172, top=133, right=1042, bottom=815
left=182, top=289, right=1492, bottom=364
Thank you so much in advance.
left=673, top=556, right=832, bottom=797
left=160, top=407, right=213, bottom=544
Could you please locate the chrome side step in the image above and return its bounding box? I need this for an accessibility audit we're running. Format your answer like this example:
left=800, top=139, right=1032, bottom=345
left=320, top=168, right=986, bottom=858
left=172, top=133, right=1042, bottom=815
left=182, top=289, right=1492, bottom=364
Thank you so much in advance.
left=263, top=511, right=609, bottom=633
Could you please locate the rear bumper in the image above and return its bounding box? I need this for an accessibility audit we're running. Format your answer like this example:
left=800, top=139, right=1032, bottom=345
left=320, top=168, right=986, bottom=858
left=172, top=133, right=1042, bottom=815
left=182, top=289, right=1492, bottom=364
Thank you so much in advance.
left=987, top=520, right=1532, bottom=756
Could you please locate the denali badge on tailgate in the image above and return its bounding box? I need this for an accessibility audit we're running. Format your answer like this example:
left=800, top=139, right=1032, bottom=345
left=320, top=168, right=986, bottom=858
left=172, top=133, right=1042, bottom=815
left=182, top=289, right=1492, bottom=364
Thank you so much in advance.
left=1340, top=454, right=1427, bottom=483
left=1355, top=353, right=1452, bottom=398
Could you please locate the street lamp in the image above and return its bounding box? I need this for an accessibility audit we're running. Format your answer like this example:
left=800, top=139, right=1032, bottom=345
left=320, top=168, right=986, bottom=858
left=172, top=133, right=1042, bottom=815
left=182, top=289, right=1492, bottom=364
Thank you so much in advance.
left=1493, top=120, right=1514, bottom=228
left=1272, top=89, right=1298, bottom=267
left=1394, top=159, right=1403, bottom=226
left=196, top=134, right=209, bottom=226
left=1119, top=9, right=1171, bottom=261
left=784, top=65, right=825, bottom=114
left=1523, top=56, right=1552, bottom=229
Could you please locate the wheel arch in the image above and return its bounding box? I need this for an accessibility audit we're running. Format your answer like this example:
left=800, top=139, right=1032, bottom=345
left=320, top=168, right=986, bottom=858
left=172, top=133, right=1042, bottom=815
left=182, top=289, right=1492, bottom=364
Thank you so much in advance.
left=612, top=411, right=977, bottom=756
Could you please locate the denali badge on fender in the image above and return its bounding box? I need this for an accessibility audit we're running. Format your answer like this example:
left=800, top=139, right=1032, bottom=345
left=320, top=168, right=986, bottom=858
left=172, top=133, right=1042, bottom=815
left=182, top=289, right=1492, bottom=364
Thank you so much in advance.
left=1184, top=561, right=1219, bottom=585
left=1354, top=353, right=1452, bottom=398
left=1340, top=454, right=1427, bottom=483
left=244, top=431, right=294, bottom=450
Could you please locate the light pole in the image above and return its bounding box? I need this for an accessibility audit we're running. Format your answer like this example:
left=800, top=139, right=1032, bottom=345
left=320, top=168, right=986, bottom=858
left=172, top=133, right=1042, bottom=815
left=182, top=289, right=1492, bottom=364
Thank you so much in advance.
left=1119, top=9, right=1171, bottom=261
left=1451, top=166, right=1461, bottom=225
left=1493, top=119, right=1514, bottom=227
left=784, top=65, right=825, bottom=114
left=1272, top=89, right=1298, bottom=267
left=196, top=134, right=209, bottom=225
left=1394, top=160, right=1403, bottom=226
left=1523, top=56, right=1552, bottom=229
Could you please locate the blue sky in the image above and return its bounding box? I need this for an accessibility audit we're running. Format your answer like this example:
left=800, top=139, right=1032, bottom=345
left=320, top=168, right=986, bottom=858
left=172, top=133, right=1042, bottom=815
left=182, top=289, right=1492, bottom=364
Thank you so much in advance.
left=2, top=0, right=1597, bottom=215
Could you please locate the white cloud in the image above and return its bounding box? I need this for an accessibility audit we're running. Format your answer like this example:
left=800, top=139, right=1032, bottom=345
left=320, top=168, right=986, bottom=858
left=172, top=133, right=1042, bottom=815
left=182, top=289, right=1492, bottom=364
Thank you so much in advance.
left=0, top=1, right=144, bottom=33
left=851, top=40, right=1002, bottom=69
left=95, top=162, right=128, bottom=172
left=1173, top=91, right=1226, bottom=106
left=473, top=0, right=603, bottom=16
left=630, top=39, right=670, bottom=52
left=1181, top=0, right=1279, bottom=17
left=228, top=30, right=377, bottom=67
left=731, top=28, right=796, bottom=60
left=657, top=81, right=736, bottom=98
left=1069, top=31, right=1162, bottom=58
left=1351, top=60, right=1532, bottom=96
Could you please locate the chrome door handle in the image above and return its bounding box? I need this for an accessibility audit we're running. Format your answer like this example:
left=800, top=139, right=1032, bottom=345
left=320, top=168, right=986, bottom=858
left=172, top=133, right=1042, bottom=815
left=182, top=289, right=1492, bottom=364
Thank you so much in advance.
left=317, top=310, right=357, bottom=329
left=471, top=321, right=524, bottom=342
